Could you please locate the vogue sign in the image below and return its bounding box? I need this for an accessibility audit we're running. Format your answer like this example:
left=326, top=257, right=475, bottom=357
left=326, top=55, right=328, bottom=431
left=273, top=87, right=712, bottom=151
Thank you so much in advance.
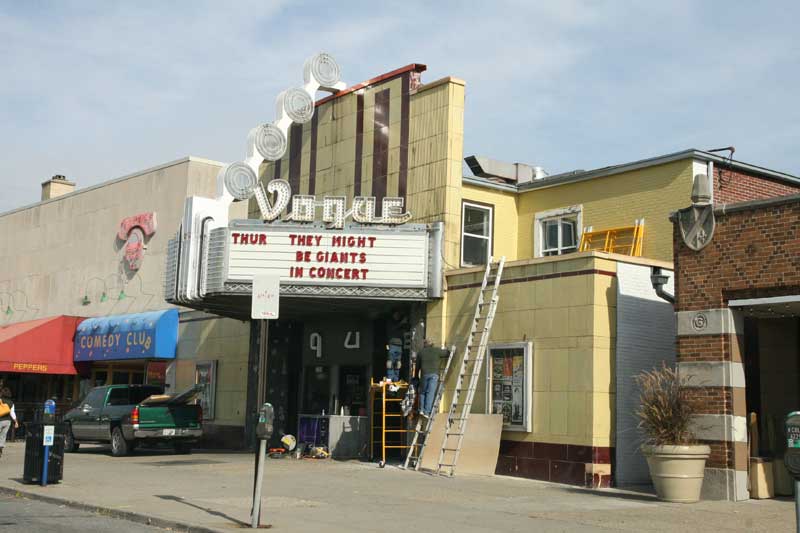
left=229, top=177, right=412, bottom=229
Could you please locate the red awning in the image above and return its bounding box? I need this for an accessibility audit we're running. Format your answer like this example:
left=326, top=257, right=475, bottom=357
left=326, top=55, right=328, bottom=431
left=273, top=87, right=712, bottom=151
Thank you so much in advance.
left=0, top=316, right=84, bottom=375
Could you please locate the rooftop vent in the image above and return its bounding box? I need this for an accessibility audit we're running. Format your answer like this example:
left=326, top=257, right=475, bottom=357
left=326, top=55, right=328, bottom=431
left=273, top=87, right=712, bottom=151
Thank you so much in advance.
left=465, top=156, right=546, bottom=184
left=41, top=174, right=76, bottom=201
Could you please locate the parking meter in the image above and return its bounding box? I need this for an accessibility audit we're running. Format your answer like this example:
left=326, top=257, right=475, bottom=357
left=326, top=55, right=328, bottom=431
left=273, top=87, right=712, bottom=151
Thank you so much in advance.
left=43, top=399, right=56, bottom=424
left=251, top=402, right=274, bottom=528
left=785, top=412, right=800, bottom=533
left=256, top=403, right=274, bottom=440
left=41, top=399, right=57, bottom=487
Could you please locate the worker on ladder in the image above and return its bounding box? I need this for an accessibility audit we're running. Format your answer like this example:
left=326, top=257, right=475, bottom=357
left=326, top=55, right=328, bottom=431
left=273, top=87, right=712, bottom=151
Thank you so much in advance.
left=417, top=340, right=447, bottom=418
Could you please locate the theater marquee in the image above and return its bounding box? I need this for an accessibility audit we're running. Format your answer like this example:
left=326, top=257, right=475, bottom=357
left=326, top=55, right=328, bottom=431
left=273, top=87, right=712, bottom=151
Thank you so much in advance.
left=163, top=52, right=443, bottom=313
left=226, top=226, right=428, bottom=287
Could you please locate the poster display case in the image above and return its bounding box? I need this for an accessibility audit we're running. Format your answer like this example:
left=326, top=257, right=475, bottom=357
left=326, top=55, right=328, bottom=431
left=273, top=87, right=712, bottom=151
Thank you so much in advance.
left=486, top=342, right=532, bottom=432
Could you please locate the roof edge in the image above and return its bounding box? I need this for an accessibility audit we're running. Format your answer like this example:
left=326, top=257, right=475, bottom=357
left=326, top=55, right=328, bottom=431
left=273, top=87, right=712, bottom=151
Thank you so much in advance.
left=315, top=63, right=427, bottom=107
left=1, top=156, right=224, bottom=219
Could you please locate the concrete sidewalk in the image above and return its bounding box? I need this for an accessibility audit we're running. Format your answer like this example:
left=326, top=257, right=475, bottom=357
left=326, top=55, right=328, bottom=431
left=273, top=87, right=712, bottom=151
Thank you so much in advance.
left=0, top=442, right=794, bottom=532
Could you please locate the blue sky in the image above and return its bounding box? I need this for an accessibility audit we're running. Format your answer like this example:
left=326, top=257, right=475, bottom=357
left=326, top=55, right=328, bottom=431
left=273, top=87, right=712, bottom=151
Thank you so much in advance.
left=1, top=1, right=798, bottom=212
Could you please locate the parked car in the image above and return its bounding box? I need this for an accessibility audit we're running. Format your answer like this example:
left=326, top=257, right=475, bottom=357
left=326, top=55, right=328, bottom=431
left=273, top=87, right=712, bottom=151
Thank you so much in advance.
left=64, top=384, right=203, bottom=456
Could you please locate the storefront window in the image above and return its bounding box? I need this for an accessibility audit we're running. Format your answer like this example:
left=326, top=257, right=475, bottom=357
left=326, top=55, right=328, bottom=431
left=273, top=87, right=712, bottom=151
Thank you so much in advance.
left=461, top=202, right=493, bottom=266
left=92, top=371, right=107, bottom=387
left=486, top=342, right=532, bottom=432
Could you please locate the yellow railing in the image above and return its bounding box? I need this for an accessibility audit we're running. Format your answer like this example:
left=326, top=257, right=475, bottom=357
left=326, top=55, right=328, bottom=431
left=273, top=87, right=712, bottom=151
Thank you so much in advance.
left=578, top=220, right=645, bottom=256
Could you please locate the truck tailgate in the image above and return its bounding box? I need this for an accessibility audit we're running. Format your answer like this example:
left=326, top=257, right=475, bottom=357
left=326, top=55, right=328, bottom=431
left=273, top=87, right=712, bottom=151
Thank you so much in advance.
left=138, top=405, right=201, bottom=430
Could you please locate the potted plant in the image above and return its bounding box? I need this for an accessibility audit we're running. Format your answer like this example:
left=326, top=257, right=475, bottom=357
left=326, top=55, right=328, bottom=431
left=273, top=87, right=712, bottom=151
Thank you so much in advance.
left=635, top=363, right=710, bottom=503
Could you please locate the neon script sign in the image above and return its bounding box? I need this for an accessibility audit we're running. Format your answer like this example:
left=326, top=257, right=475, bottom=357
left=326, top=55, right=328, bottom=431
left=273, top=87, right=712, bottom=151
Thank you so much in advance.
left=229, top=177, right=412, bottom=229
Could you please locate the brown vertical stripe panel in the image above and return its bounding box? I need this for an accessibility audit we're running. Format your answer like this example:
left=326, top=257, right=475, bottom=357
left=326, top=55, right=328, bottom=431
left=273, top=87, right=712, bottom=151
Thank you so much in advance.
left=289, top=124, right=303, bottom=188
left=372, top=88, right=390, bottom=215
left=308, top=112, right=318, bottom=194
left=287, top=123, right=303, bottom=213
left=398, top=74, right=410, bottom=202
left=272, top=159, right=282, bottom=180
left=354, top=93, right=365, bottom=196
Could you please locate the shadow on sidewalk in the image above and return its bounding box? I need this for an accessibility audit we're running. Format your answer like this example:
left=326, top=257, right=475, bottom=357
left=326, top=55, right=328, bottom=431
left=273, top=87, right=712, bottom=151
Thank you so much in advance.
left=560, top=486, right=659, bottom=503
left=155, top=494, right=250, bottom=527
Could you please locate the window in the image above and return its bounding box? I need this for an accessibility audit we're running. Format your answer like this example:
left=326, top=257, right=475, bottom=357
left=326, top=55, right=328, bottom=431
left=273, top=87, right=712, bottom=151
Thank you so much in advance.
left=106, top=387, right=130, bottom=406
left=83, top=388, right=106, bottom=409
left=461, top=202, right=493, bottom=266
left=534, top=205, right=582, bottom=257
left=130, top=386, right=163, bottom=404
left=486, top=342, right=532, bottom=432
left=542, top=216, right=578, bottom=256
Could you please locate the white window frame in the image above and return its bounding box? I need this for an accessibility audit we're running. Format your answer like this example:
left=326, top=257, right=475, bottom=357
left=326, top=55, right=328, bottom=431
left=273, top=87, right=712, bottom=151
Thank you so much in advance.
left=534, top=205, right=583, bottom=258
left=460, top=201, right=493, bottom=267
left=485, top=341, right=533, bottom=432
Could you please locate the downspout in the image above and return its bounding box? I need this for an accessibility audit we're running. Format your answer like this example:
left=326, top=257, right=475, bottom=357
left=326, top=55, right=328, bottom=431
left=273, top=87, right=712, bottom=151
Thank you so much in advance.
left=650, top=267, right=674, bottom=304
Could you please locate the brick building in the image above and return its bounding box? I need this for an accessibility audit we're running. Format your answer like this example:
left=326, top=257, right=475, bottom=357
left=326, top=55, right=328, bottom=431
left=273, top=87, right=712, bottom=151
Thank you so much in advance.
left=673, top=192, right=800, bottom=500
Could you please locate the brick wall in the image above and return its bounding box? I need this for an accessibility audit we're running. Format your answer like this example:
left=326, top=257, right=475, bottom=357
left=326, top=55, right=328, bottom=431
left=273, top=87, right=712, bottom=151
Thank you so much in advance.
left=685, top=387, right=732, bottom=415
left=674, top=199, right=800, bottom=312
left=714, top=166, right=800, bottom=205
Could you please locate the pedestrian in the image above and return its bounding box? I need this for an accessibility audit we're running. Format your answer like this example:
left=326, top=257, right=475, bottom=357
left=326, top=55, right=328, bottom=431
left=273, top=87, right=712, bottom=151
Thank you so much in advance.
left=0, top=389, right=19, bottom=459
left=0, top=379, right=11, bottom=399
left=416, top=340, right=447, bottom=418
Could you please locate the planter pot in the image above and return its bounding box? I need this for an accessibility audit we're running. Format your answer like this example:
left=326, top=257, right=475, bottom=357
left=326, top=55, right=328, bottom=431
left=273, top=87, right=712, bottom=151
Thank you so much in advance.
left=642, top=444, right=710, bottom=503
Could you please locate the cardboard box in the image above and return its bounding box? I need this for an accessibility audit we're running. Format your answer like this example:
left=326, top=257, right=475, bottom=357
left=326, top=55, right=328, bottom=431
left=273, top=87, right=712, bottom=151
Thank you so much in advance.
left=750, top=457, right=775, bottom=499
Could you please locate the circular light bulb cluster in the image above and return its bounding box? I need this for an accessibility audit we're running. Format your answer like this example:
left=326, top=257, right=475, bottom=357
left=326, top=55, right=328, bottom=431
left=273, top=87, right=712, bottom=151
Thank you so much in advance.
left=221, top=52, right=344, bottom=202
left=223, top=162, right=259, bottom=201
left=276, top=88, right=315, bottom=124
left=304, top=52, right=342, bottom=88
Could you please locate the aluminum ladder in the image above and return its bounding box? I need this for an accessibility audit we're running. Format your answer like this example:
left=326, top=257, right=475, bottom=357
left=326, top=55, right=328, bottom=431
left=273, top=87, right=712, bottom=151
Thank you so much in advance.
left=401, top=345, right=456, bottom=470
left=435, top=256, right=505, bottom=477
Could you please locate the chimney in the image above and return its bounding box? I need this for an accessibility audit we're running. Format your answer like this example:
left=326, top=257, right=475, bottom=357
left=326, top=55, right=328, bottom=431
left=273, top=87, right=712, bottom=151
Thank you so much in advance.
left=41, top=174, right=76, bottom=201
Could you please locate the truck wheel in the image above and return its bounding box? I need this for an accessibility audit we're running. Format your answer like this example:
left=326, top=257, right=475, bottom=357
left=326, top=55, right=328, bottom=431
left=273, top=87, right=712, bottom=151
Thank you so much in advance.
left=64, top=424, right=79, bottom=452
left=110, top=427, right=131, bottom=457
left=174, top=442, right=192, bottom=455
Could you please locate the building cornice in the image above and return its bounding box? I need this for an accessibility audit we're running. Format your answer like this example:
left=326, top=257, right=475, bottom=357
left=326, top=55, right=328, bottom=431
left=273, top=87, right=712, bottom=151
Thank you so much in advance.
left=0, top=156, right=225, bottom=219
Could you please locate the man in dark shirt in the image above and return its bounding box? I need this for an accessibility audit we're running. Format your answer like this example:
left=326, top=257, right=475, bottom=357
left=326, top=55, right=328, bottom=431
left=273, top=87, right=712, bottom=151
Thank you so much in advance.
left=417, top=340, right=447, bottom=417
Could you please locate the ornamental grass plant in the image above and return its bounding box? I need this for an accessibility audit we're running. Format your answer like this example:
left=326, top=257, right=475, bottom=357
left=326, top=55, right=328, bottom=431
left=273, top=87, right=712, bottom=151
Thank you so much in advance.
left=635, top=362, right=699, bottom=446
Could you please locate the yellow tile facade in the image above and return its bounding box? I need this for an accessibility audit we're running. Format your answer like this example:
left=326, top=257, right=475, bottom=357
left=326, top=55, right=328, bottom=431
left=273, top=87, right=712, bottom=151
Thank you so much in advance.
left=250, top=75, right=467, bottom=274
left=438, top=253, right=620, bottom=449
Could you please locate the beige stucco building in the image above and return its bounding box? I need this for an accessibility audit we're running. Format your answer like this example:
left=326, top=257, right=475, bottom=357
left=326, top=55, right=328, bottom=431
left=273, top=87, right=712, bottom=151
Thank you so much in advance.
left=0, top=157, right=252, bottom=446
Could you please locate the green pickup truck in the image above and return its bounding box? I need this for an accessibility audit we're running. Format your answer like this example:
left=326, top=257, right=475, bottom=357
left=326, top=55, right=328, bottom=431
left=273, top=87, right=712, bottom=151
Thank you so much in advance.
left=64, top=384, right=203, bottom=456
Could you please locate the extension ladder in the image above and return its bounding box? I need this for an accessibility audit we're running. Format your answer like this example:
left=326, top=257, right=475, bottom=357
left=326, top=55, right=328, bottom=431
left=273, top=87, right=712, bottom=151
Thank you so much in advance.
left=401, top=345, right=456, bottom=470
left=436, top=256, right=505, bottom=476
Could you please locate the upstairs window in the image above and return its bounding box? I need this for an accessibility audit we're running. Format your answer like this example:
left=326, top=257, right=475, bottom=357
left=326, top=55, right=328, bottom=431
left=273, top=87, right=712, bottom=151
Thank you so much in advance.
left=461, top=201, right=493, bottom=266
left=542, top=216, right=578, bottom=256
left=534, top=205, right=583, bottom=257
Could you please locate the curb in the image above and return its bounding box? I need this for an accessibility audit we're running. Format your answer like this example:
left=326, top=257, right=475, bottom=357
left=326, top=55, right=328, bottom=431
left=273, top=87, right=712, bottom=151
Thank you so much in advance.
left=0, top=485, right=227, bottom=533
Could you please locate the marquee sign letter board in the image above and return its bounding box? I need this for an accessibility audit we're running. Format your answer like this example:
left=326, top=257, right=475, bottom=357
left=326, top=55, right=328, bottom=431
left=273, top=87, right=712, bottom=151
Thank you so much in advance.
left=227, top=226, right=428, bottom=289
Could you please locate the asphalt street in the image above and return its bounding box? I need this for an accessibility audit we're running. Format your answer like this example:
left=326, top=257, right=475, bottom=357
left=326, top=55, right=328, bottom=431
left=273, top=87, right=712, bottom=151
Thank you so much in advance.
left=0, top=494, right=168, bottom=533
